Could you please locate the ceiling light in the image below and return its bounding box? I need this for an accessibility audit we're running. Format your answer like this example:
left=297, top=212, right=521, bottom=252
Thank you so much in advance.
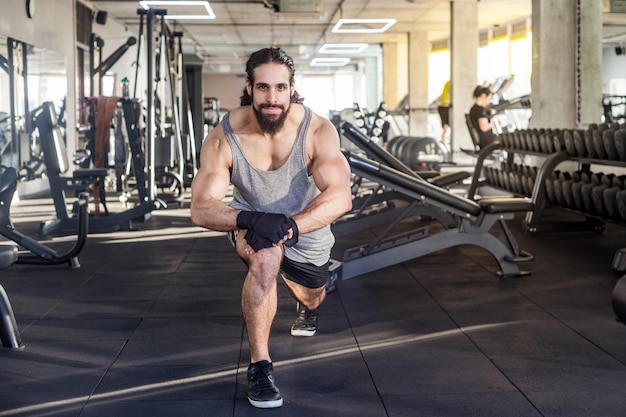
left=332, top=18, right=396, bottom=34
left=318, top=43, right=368, bottom=54
left=310, top=57, right=350, bottom=67
left=139, top=1, right=216, bottom=20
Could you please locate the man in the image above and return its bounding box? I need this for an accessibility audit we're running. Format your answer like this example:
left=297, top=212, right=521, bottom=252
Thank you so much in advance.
left=190, top=47, right=352, bottom=409
left=469, top=85, right=497, bottom=149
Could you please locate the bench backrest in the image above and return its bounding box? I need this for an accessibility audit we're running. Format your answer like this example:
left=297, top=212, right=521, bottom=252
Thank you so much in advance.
left=35, top=102, right=69, bottom=176
left=343, top=150, right=482, bottom=218
left=464, top=113, right=481, bottom=151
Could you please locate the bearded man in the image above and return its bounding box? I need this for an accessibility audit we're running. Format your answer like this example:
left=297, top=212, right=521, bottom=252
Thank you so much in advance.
left=190, top=47, right=352, bottom=408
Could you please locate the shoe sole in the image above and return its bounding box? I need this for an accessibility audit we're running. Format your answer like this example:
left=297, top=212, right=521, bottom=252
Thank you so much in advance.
left=248, top=397, right=284, bottom=408
left=290, top=328, right=317, bottom=337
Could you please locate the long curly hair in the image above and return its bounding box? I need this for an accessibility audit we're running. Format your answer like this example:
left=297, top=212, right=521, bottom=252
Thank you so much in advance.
left=239, top=47, right=305, bottom=106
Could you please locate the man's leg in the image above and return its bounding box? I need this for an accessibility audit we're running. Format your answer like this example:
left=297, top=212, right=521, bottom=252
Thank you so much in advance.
left=280, top=258, right=330, bottom=337
left=235, top=231, right=282, bottom=362
left=282, top=277, right=326, bottom=311
left=234, top=231, right=284, bottom=408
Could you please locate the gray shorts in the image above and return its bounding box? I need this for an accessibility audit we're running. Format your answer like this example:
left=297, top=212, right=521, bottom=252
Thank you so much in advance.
left=227, top=230, right=330, bottom=289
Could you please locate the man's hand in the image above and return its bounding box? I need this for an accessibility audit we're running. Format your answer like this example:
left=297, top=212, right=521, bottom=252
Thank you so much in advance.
left=237, top=211, right=296, bottom=243
left=243, top=229, right=274, bottom=252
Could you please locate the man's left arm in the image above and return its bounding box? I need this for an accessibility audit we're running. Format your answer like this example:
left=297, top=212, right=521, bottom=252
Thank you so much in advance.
left=292, top=120, right=353, bottom=235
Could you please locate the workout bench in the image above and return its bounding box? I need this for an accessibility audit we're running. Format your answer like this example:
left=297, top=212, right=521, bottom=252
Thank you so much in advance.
left=333, top=123, right=471, bottom=236
left=331, top=151, right=534, bottom=284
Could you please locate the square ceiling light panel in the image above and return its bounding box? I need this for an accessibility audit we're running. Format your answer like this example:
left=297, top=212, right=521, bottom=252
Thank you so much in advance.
left=332, top=18, right=396, bottom=34
left=318, top=43, right=368, bottom=54
left=310, top=57, right=351, bottom=67
left=139, top=1, right=216, bottom=19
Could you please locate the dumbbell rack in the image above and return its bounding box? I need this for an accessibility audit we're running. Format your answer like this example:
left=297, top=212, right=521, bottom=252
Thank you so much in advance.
left=467, top=126, right=626, bottom=234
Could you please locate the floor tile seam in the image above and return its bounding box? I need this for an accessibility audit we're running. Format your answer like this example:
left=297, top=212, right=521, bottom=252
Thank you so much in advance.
left=333, top=286, right=392, bottom=417
left=14, top=270, right=102, bottom=333
left=76, top=339, right=130, bottom=416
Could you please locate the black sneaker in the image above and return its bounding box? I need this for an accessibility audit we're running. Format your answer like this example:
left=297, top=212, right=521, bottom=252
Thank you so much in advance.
left=247, top=360, right=283, bottom=408
left=291, top=303, right=318, bottom=336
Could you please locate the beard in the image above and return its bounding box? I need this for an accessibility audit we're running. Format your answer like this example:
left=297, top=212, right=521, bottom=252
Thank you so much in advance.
left=253, top=102, right=290, bottom=134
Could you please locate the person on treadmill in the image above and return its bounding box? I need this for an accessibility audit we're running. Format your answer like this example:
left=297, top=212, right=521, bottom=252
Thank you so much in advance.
left=190, top=47, right=352, bottom=409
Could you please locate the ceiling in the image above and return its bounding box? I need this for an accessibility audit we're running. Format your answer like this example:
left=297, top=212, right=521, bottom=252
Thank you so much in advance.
left=88, top=0, right=532, bottom=68
left=88, top=0, right=626, bottom=71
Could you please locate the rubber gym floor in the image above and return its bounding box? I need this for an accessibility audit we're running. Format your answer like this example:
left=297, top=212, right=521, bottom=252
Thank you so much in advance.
left=1, top=186, right=626, bottom=417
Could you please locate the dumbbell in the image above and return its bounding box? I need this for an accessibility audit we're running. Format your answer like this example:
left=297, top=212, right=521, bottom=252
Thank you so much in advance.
left=499, top=163, right=511, bottom=190
left=561, top=171, right=581, bottom=209
left=563, top=129, right=576, bottom=156
left=581, top=172, right=604, bottom=214
left=593, top=127, right=608, bottom=160
left=574, top=129, right=587, bottom=157
left=484, top=165, right=497, bottom=186
left=513, top=164, right=526, bottom=194
left=571, top=180, right=585, bottom=211
left=511, top=130, right=522, bottom=150
left=591, top=173, right=616, bottom=216
left=539, top=131, right=550, bottom=153
left=546, top=129, right=557, bottom=153
left=553, top=129, right=566, bottom=152
left=523, top=130, right=533, bottom=151
left=603, top=127, right=619, bottom=161
left=584, top=128, right=596, bottom=159
left=615, top=128, right=626, bottom=162
left=604, top=175, right=626, bottom=221
left=617, top=189, right=626, bottom=223
left=544, top=170, right=560, bottom=204
left=530, top=130, right=541, bottom=152
left=501, top=131, right=512, bottom=149
left=521, top=166, right=538, bottom=196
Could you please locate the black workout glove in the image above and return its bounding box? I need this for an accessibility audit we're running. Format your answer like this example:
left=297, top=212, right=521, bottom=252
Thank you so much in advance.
left=243, top=229, right=275, bottom=252
left=284, top=217, right=299, bottom=247
left=236, top=211, right=291, bottom=243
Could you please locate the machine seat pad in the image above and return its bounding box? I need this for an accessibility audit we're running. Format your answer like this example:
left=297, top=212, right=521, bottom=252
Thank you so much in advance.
left=73, top=168, right=108, bottom=179
left=478, top=197, right=534, bottom=214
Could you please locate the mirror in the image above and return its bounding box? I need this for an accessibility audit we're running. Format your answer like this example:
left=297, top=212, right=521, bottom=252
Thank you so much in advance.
left=0, top=35, right=66, bottom=171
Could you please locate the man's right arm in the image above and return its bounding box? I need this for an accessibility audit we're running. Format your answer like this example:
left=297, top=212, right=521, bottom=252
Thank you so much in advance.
left=190, top=128, right=239, bottom=232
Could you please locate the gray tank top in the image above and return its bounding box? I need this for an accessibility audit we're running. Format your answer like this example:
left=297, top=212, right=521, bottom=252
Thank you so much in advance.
left=223, top=107, right=334, bottom=266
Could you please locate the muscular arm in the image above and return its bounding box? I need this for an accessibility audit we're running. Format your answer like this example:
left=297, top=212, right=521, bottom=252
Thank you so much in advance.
left=293, top=118, right=352, bottom=234
left=190, top=126, right=239, bottom=232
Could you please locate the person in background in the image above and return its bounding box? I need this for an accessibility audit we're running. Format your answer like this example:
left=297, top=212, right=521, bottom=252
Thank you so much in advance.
left=469, top=85, right=497, bottom=149
left=190, top=47, right=352, bottom=409
left=437, top=80, right=451, bottom=143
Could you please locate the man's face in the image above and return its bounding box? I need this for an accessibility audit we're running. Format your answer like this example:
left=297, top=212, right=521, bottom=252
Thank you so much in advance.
left=247, top=63, right=294, bottom=134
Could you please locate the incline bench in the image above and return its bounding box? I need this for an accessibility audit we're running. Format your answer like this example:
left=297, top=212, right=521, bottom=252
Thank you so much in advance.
left=331, top=150, right=534, bottom=284
left=333, top=123, right=471, bottom=236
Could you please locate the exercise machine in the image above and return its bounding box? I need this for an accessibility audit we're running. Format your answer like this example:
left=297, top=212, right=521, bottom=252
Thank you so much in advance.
left=35, top=101, right=162, bottom=235
left=0, top=165, right=90, bottom=349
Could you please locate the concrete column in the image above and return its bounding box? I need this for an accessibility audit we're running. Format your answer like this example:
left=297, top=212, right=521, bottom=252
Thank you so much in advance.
left=382, top=42, right=407, bottom=113
left=531, top=0, right=601, bottom=128
left=408, top=31, right=430, bottom=136
left=579, top=0, right=603, bottom=125
left=450, top=0, right=478, bottom=151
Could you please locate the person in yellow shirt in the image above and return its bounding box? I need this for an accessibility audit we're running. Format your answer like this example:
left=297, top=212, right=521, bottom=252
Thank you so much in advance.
left=437, top=80, right=451, bottom=143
